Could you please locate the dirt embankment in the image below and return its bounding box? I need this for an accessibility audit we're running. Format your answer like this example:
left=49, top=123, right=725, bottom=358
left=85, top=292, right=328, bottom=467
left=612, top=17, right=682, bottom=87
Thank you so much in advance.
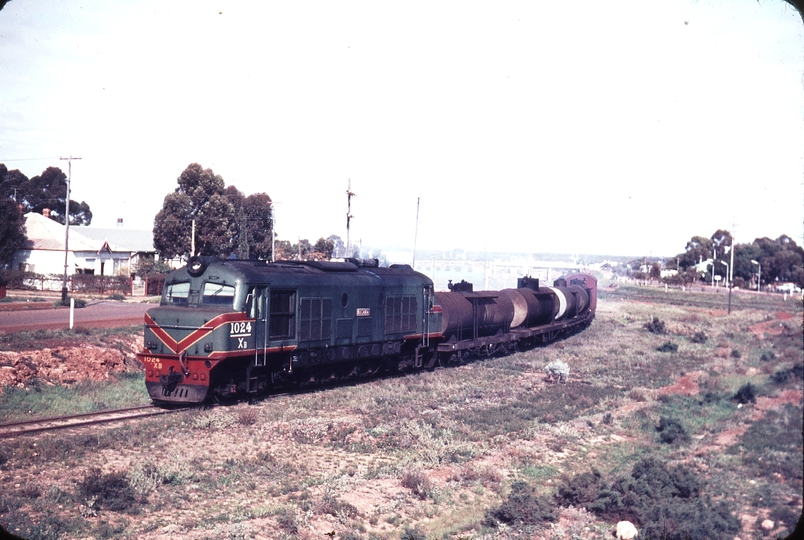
left=0, top=337, right=142, bottom=387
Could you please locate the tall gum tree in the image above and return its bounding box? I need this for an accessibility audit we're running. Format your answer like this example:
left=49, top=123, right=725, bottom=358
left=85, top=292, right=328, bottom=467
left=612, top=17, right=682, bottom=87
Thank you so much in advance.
left=153, top=163, right=273, bottom=260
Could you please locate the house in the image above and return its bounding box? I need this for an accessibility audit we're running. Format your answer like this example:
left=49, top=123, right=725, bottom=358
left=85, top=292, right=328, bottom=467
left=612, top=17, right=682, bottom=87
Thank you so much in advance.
left=12, top=211, right=156, bottom=277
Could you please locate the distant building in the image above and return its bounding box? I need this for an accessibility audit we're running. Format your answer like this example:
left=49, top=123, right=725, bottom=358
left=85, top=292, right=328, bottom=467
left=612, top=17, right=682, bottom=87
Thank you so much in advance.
left=12, top=211, right=156, bottom=277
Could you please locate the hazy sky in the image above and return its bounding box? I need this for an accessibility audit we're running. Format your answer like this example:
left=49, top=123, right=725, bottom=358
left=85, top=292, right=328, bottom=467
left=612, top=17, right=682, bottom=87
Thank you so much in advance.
left=1, top=0, right=802, bottom=258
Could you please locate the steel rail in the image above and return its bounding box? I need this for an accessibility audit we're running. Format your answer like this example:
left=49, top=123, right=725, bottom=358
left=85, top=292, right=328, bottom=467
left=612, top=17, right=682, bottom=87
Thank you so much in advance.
left=0, top=405, right=185, bottom=438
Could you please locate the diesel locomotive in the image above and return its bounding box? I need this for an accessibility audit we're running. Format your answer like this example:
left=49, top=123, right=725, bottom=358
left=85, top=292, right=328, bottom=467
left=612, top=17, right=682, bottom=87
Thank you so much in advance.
left=137, top=256, right=596, bottom=403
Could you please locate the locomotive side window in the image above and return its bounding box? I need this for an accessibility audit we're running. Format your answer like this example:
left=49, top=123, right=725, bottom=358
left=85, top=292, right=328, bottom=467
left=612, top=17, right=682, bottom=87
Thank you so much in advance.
left=202, top=282, right=235, bottom=306
left=164, top=282, right=190, bottom=305
left=385, top=295, right=418, bottom=334
left=299, top=297, right=332, bottom=341
left=269, top=289, right=296, bottom=340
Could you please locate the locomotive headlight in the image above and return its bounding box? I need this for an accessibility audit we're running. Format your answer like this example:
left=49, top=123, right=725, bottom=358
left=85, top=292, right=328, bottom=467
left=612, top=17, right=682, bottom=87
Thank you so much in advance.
left=146, top=341, right=158, bottom=350
left=204, top=342, right=213, bottom=353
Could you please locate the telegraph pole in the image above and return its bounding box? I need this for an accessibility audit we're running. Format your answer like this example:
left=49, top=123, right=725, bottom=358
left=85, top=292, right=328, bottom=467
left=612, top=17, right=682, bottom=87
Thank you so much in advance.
left=346, top=179, right=356, bottom=258
left=412, top=197, right=420, bottom=269
left=59, top=156, right=81, bottom=303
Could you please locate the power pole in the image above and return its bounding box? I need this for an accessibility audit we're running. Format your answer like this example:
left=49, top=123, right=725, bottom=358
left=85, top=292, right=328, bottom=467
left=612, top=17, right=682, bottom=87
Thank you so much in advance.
left=59, top=156, right=81, bottom=303
left=346, top=179, right=356, bottom=258
left=412, top=197, right=420, bottom=269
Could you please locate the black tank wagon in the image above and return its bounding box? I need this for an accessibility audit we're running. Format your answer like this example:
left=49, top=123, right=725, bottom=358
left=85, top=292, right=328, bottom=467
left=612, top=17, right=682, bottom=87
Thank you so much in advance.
left=137, top=256, right=596, bottom=403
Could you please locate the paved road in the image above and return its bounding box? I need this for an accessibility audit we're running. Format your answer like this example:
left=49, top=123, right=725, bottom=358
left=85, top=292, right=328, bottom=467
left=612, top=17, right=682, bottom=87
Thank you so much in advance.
left=0, top=301, right=152, bottom=334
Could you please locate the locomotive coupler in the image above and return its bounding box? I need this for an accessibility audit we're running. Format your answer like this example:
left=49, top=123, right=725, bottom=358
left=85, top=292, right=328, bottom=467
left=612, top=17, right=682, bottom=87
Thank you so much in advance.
left=159, top=367, right=184, bottom=392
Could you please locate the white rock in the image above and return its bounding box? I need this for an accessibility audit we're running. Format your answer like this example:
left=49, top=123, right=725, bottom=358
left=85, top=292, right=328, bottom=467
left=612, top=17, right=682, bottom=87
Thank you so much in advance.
left=761, top=519, right=774, bottom=530
left=616, top=520, right=638, bottom=540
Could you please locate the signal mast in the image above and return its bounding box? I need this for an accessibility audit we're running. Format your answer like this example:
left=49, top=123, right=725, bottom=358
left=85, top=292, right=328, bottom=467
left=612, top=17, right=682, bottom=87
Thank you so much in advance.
left=346, top=179, right=356, bottom=258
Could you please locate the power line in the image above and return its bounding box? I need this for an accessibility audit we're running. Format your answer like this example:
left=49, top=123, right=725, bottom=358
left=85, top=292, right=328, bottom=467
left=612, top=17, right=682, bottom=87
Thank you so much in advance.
left=0, top=156, right=61, bottom=162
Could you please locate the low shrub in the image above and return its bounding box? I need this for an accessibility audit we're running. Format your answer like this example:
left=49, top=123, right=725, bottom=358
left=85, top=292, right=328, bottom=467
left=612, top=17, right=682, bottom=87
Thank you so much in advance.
left=760, top=351, right=777, bottom=362
left=565, top=457, right=739, bottom=540
left=733, top=383, right=756, bottom=404
left=317, top=493, right=358, bottom=518
left=78, top=468, right=138, bottom=513
left=644, top=317, right=666, bottom=334
left=656, top=416, right=690, bottom=445
left=486, top=481, right=557, bottom=526
left=400, top=526, right=427, bottom=540
left=689, top=331, right=708, bottom=344
left=656, top=341, right=678, bottom=353
left=401, top=469, right=434, bottom=500
left=771, top=363, right=804, bottom=385
left=555, top=469, right=602, bottom=507
left=237, top=407, right=259, bottom=426
left=54, top=298, right=87, bottom=308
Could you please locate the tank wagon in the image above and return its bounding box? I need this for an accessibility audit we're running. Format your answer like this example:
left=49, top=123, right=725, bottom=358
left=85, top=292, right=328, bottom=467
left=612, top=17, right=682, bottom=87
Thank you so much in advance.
left=137, top=256, right=596, bottom=403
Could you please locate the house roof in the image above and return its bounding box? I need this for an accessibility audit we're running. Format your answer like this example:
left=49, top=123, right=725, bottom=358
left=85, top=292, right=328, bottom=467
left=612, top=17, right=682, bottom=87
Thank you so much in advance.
left=22, top=213, right=155, bottom=253
left=23, top=212, right=100, bottom=252
left=79, top=227, right=155, bottom=253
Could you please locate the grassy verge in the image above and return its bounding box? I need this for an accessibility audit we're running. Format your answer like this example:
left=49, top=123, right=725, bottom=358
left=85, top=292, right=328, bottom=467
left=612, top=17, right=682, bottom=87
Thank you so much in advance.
left=0, top=287, right=801, bottom=540
left=0, top=372, right=149, bottom=423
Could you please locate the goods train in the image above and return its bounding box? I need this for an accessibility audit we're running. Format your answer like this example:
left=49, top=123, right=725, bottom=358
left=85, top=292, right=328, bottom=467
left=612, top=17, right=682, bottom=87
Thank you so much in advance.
left=137, top=256, right=597, bottom=403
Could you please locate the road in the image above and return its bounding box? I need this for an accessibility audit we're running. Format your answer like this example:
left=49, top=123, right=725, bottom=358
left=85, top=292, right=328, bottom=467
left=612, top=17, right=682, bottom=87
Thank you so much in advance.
left=0, top=301, right=152, bottom=334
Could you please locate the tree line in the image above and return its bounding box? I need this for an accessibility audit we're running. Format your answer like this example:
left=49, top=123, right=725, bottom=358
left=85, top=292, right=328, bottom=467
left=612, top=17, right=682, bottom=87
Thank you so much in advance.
left=3, top=163, right=802, bottom=290
left=0, top=163, right=94, bottom=267
left=628, top=230, right=804, bottom=289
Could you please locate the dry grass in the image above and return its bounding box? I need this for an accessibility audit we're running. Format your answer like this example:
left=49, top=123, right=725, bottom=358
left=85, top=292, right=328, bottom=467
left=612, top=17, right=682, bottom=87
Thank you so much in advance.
left=0, top=282, right=801, bottom=539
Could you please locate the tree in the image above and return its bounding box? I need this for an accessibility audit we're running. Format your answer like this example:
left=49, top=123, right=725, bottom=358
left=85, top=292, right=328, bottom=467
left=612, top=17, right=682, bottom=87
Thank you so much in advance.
left=153, top=164, right=273, bottom=260
left=677, top=235, right=713, bottom=270
left=0, top=197, right=26, bottom=267
left=313, top=237, right=335, bottom=259
left=0, top=164, right=92, bottom=225
left=225, top=187, right=273, bottom=260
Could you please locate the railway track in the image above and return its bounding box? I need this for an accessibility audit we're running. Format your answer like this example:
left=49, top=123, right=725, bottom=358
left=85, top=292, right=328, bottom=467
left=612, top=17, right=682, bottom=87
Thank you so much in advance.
left=0, top=405, right=185, bottom=438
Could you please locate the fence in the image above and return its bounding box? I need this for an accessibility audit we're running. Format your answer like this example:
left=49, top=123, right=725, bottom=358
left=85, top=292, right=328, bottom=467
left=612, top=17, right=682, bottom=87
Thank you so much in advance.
left=0, top=270, right=167, bottom=297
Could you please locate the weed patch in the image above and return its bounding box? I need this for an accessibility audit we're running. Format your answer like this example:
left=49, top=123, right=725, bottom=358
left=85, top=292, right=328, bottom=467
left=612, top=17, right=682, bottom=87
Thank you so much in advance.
left=656, top=341, right=678, bottom=352
left=485, top=481, right=557, bottom=526
left=656, top=416, right=690, bottom=445
left=644, top=317, right=666, bottom=334
left=77, top=468, right=140, bottom=513
left=729, top=404, right=803, bottom=481
left=558, top=457, right=739, bottom=540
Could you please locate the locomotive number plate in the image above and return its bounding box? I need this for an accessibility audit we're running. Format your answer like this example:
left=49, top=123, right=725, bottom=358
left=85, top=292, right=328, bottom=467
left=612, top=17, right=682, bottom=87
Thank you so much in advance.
left=230, top=321, right=252, bottom=337
left=141, top=356, right=163, bottom=370
left=356, top=308, right=370, bottom=317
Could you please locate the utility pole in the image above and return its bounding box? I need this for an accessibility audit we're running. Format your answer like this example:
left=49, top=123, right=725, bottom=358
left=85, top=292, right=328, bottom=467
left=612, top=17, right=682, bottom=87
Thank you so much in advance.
left=346, top=179, right=356, bottom=258
left=59, top=156, right=81, bottom=303
left=412, top=197, right=420, bottom=269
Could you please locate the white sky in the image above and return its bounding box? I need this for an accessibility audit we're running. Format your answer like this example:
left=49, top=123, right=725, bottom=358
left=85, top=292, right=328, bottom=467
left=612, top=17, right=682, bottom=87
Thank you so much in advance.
left=1, top=0, right=802, bottom=258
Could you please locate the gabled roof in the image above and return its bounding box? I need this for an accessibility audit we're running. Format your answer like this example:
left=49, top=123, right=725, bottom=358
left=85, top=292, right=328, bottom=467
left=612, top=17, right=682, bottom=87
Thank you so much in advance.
left=22, top=212, right=100, bottom=252
left=79, top=227, right=155, bottom=253
left=22, top=213, right=156, bottom=254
